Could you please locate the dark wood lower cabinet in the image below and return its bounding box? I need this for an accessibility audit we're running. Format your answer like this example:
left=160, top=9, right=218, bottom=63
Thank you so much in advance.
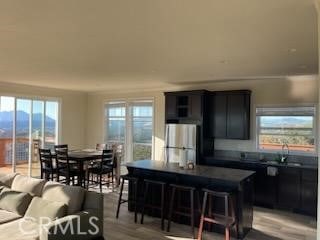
left=204, top=158, right=318, bottom=217
left=277, top=168, right=301, bottom=210
left=300, top=169, right=318, bottom=216
left=300, top=181, right=317, bottom=215
left=255, top=173, right=278, bottom=208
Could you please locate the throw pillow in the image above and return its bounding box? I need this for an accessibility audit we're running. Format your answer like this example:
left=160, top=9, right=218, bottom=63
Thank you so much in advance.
left=24, top=197, right=67, bottom=223
left=0, top=187, right=32, bottom=216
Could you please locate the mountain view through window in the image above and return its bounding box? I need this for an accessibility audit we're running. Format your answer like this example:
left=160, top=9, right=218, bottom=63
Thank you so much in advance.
left=105, top=100, right=153, bottom=162
left=257, top=107, right=316, bottom=154
left=0, top=96, right=59, bottom=176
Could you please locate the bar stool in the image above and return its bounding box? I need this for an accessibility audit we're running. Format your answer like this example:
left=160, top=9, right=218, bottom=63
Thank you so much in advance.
left=140, top=179, right=167, bottom=230
left=197, top=188, right=236, bottom=240
left=116, top=175, right=139, bottom=223
left=167, top=184, right=200, bottom=238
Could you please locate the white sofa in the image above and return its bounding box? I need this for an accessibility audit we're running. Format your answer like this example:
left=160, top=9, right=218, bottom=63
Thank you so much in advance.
left=0, top=172, right=104, bottom=240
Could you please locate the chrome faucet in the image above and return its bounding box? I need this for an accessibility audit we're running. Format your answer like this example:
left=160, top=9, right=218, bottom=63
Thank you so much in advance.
left=281, top=143, right=289, bottom=163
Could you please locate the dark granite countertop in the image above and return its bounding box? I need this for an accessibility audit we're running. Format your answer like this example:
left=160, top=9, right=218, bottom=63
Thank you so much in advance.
left=204, top=156, right=318, bottom=170
left=125, top=160, right=255, bottom=183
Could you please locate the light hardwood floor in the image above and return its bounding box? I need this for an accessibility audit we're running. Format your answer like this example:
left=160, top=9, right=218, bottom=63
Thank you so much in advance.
left=102, top=187, right=317, bottom=240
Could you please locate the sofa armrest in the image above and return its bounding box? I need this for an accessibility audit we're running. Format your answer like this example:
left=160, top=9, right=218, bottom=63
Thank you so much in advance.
left=40, top=210, right=103, bottom=240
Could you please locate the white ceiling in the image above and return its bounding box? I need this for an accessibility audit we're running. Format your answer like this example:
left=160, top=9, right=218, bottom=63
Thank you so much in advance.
left=0, top=0, right=317, bottom=92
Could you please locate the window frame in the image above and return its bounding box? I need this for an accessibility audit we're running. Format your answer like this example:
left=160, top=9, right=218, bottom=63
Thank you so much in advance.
left=103, top=97, right=155, bottom=163
left=104, top=101, right=127, bottom=144
left=255, top=104, right=318, bottom=156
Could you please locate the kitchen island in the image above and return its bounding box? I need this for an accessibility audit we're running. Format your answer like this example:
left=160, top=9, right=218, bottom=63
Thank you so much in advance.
left=125, top=160, right=255, bottom=239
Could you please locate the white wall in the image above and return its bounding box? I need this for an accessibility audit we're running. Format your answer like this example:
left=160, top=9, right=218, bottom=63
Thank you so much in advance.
left=0, top=82, right=88, bottom=149
left=86, top=76, right=318, bottom=161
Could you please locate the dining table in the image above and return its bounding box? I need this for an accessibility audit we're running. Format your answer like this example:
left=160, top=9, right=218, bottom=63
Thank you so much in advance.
left=54, top=149, right=121, bottom=188
left=67, top=149, right=102, bottom=187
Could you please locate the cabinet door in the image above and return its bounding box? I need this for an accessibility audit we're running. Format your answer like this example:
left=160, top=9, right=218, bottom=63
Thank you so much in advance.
left=176, top=95, right=189, bottom=118
left=189, top=94, right=202, bottom=120
left=278, top=168, right=301, bottom=210
left=227, top=94, right=247, bottom=139
left=254, top=167, right=278, bottom=208
left=300, top=169, right=317, bottom=216
left=214, top=94, right=227, bottom=138
left=165, top=94, right=177, bottom=120
left=213, top=91, right=250, bottom=139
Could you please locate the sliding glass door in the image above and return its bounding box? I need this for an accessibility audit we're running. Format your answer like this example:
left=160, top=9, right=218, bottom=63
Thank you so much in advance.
left=15, top=99, right=32, bottom=175
left=44, top=101, right=59, bottom=149
left=31, top=100, right=44, bottom=177
left=105, top=99, right=154, bottom=163
left=0, top=97, right=15, bottom=174
left=0, top=96, right=59, bottom=176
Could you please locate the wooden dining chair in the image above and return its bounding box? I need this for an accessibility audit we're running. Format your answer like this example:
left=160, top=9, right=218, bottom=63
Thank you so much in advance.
left=96, top=143, right=107, bottom=151
left=55, top=149, right=82, bottom=186
left=87, top=149, right=114, bottom=192
left=113, top=143, right=124, bottom=186
left=54, top=144, right=68, bottom=152
left=39, top=148, right=57, bottom=181
left=93, top=143, right=109, bottom=175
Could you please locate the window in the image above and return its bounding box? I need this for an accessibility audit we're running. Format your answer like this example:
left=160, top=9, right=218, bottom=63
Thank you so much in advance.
left=104, top=99, right=154, bottom=162
left=0, top=96, right=60, bottom=176
left=105, top=101, right=126, bottom=144
left=256, top=106, right=316, bottom=155
left=130, top=101, right=153, bottom=161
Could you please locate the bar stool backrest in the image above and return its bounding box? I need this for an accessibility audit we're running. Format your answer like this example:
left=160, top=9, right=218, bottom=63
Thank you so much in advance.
left=205, top=189, right=232, bottom=223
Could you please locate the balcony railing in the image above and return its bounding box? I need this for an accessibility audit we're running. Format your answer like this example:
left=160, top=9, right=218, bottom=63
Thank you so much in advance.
left=0, top=138, right=40, bottom=166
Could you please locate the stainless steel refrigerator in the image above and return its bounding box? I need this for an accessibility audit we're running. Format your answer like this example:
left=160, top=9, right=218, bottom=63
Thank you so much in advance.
left=165, top=124, right=197, bottom=165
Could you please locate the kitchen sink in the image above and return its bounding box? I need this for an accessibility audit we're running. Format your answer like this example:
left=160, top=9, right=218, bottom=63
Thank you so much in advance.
left=263, top=161, right=302, bottom=167
left=286, top=162, right=302, bottom=167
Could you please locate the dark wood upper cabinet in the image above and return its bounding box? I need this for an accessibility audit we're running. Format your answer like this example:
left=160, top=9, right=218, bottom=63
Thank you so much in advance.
left=189, top=94, right=202, bottom=120
left=164, top=90, right=205, bottom=121
left=213, top=94, right=227, bottom=138
left=164, top=89, right=251, bottom=160
left=213, top=90, right=251, bottom=140
left=164, top=90, right=214, bottom=160
left=165, top=94, right=177, bottom=120
left=165, top=89, right=251, bottom=139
